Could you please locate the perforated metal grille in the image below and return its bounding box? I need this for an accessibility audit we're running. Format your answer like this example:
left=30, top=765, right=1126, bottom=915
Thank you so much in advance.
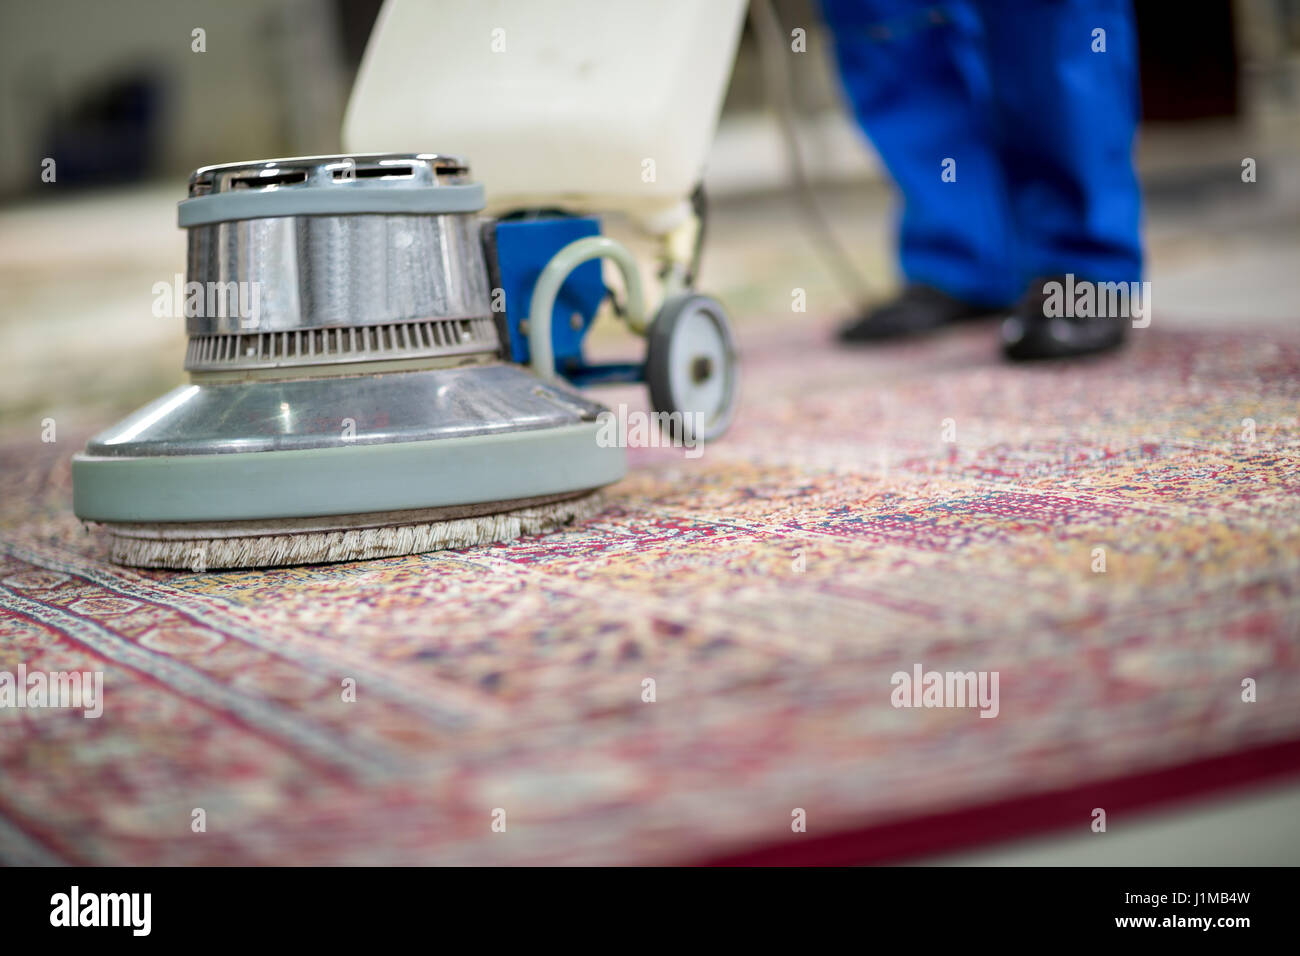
left=185, top=316, right=499, bottom=371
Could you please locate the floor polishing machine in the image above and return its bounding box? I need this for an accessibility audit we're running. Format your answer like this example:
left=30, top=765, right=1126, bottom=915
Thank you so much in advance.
left=71, top=0, right=746, bottom=570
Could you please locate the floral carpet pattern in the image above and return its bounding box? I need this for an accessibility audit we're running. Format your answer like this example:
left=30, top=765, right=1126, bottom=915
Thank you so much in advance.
left=2, top=323, right=1299, bottom=865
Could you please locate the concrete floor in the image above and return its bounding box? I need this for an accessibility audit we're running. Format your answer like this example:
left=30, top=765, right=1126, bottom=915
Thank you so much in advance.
left=918, top=777, right=1300, bottom=866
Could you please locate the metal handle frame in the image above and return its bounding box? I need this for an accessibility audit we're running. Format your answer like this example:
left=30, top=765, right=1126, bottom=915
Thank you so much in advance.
left=526, top=236, right=648, bottom=380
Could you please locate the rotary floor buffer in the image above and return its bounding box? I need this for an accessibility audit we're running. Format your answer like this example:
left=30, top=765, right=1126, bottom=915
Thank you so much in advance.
left=71, top=0, right=745, bottom=569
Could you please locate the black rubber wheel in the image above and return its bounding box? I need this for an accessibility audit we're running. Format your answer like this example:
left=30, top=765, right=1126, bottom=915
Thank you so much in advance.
left=645, top=293, right=738, bottom=445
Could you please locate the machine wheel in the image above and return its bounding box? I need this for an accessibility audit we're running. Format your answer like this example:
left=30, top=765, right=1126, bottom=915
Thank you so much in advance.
left=646, top=293, right=738, bottom=445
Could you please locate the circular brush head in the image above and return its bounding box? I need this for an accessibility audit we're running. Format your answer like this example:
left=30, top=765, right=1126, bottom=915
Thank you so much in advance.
left=96, top=491, right=604, bottom=570
left=71, top=154, right=627, bottom=569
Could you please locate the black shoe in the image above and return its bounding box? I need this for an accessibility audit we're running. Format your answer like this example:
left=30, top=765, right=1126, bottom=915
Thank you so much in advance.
left=837, top=285, right=1000, bottom=343
left=1001, top=276, right=1128, bottom=361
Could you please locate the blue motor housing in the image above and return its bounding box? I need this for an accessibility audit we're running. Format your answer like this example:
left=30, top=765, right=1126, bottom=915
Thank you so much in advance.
left=486, top=216, right=605, bottom=371
left=485, top=215, right=647, bottom=387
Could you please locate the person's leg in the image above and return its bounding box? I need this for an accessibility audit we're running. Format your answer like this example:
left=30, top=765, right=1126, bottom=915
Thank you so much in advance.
left=822, top=0, right=1021, bottom=336
left=979, top=0, right=1144, bottom=358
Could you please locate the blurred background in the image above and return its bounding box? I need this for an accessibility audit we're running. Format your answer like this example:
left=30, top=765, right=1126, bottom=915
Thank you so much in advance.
left=1, top=0, right=1298, bottom=433
left=3, top=0, right=1299, bottom=196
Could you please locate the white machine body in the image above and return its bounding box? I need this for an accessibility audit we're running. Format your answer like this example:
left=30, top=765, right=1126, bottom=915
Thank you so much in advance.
left=342, top=0, right=747, bottom=232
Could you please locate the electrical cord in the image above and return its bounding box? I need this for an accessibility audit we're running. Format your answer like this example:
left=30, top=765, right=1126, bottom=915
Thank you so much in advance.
left=750, top=0, right=875, bottom=311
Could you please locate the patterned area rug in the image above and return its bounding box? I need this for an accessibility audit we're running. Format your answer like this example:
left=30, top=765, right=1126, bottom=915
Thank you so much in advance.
left=2, top=322, right=1299, bottom=865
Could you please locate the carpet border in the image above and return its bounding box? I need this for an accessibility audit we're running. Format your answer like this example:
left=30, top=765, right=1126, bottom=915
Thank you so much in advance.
left=694, top=736, right=1300, bottom=866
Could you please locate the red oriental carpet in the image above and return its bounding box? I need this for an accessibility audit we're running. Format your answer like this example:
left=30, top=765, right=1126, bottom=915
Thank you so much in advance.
left=2, top=322, right=1299, bottom=865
